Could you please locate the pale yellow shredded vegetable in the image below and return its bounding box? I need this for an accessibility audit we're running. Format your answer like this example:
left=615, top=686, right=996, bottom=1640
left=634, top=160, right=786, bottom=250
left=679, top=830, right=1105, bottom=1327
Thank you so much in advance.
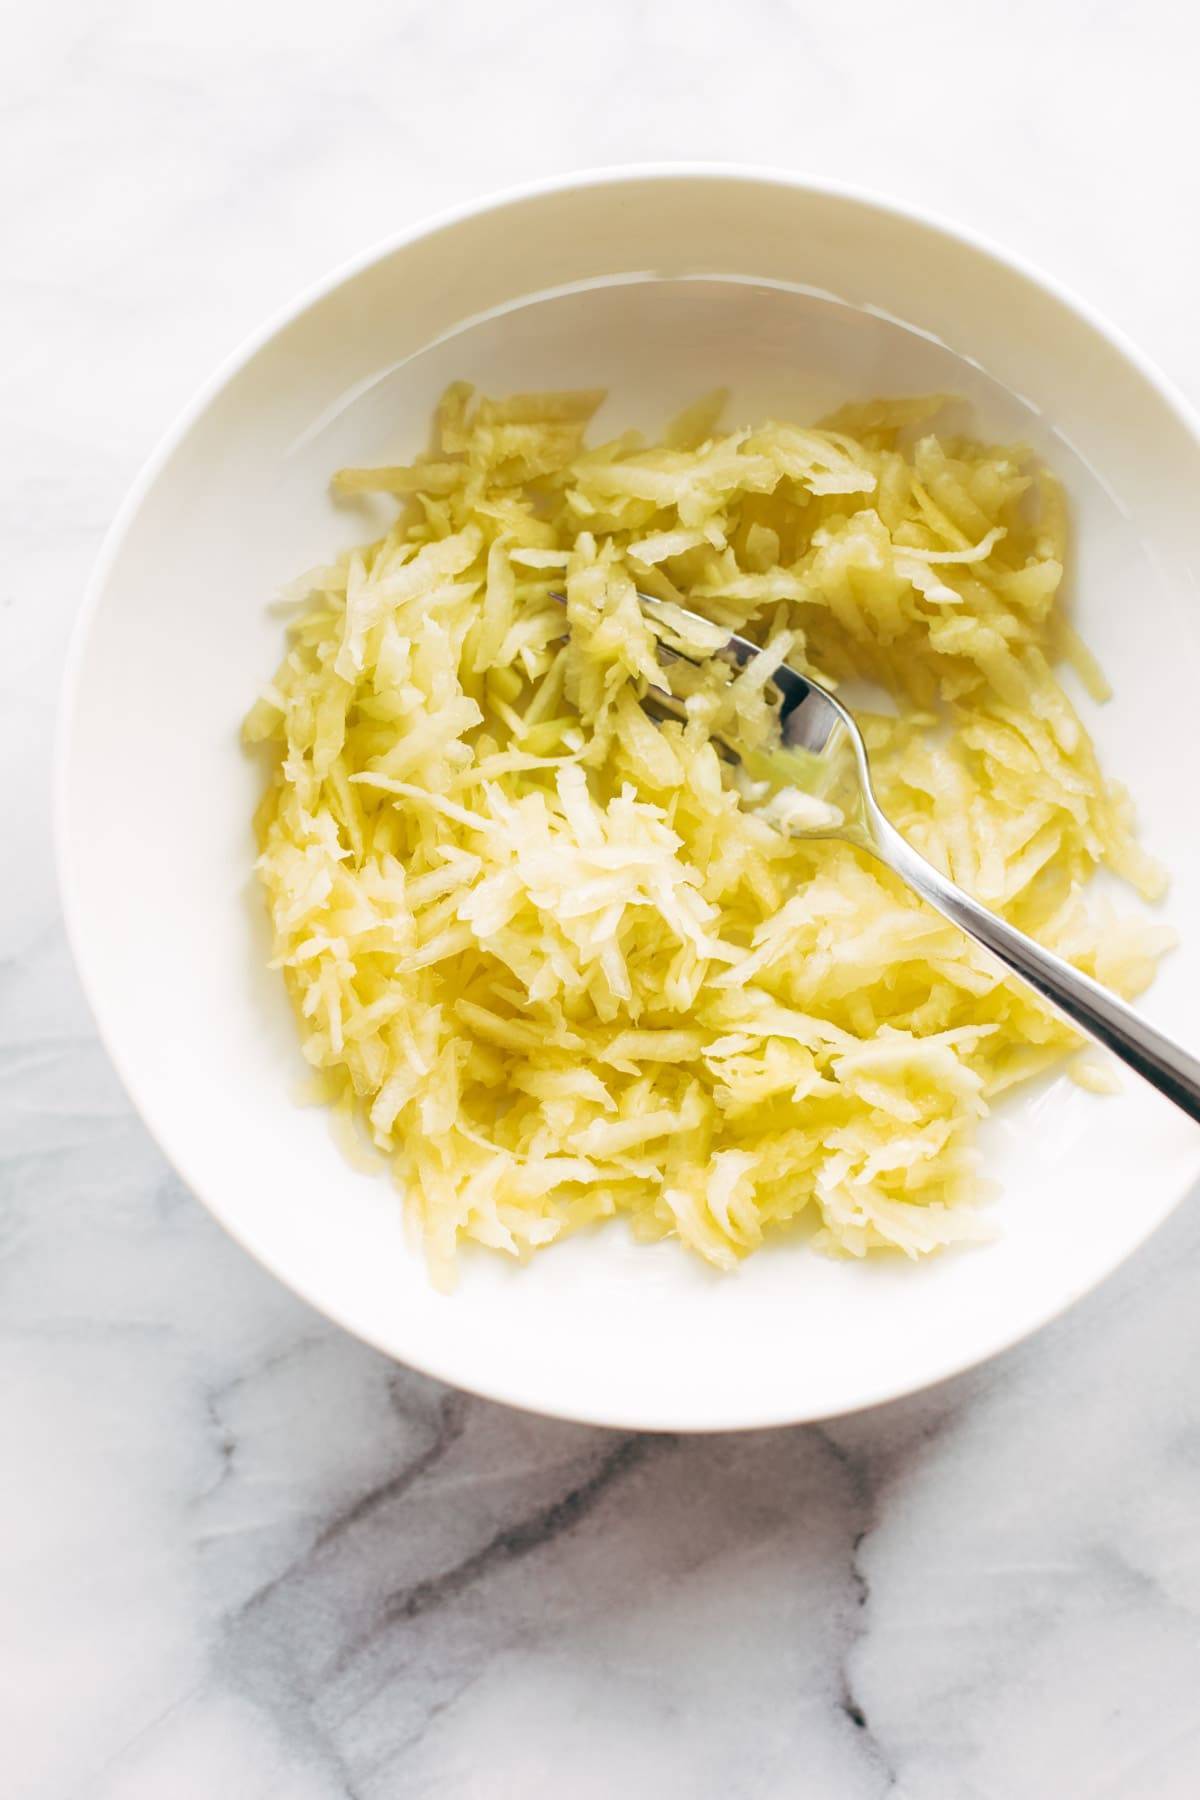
left=246, top=386, right=1173, bottom=1281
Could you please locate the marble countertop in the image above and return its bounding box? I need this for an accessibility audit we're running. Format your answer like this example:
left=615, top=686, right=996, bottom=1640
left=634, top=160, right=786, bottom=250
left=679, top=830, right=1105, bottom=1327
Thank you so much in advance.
left=6, top=3, right=1200, bottom=1794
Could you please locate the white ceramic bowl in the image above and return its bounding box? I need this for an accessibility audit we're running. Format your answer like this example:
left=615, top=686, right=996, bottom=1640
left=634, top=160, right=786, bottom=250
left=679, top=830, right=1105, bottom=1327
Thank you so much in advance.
left=58, top=168, right=1200, bottom=1430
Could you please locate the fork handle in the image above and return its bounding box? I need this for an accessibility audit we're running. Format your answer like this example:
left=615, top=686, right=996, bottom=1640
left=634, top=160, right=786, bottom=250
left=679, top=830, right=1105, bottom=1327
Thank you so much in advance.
left=867, top=810, right=1200, bottom=1124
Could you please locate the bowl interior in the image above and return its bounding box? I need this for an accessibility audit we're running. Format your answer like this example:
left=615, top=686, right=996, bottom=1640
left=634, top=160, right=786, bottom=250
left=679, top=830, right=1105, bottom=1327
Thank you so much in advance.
left=60, top=174, right=1200, bottom=1428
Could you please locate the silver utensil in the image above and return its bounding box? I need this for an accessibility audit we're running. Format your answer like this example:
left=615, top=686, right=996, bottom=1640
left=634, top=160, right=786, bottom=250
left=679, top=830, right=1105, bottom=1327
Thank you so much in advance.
left=570, top=589, right=1200, bottom=1123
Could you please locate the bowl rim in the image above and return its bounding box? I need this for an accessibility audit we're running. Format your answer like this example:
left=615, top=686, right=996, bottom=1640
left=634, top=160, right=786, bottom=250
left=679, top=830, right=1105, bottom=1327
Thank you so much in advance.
left=55, top=163, right=1200, bottom=1431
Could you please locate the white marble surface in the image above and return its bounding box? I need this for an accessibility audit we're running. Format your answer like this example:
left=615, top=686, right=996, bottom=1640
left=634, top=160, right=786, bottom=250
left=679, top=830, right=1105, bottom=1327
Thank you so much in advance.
left=5, top=2, right=1200, bottom=1794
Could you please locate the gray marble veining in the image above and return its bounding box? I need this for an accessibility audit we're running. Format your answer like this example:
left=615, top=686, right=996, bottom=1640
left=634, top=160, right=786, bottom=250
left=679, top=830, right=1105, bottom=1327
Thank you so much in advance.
left=5, top=2, right=1200, bottom=1794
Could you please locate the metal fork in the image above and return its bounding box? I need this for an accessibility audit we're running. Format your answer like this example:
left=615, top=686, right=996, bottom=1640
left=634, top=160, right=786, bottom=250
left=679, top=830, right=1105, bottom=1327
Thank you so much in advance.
left=559, top=588, right=1200, bottom=1123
